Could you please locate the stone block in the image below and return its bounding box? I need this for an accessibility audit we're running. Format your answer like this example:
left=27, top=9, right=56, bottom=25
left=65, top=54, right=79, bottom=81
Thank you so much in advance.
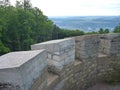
left=74, top=35, right=100, bottom=61
left=99, top=34, right=120, bottom=56
left=31, top=38, right=75, bottom=74
left=0, top=50, right=47, bottom=90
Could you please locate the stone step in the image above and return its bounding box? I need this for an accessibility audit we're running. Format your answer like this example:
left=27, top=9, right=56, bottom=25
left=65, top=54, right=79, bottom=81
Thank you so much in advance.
left=47, top=72, right=59, bottom=90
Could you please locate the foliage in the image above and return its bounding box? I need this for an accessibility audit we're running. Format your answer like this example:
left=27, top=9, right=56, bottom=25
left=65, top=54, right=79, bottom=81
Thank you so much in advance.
left=113, top=24, right=120, bottom=33
left=60, top=29, right=84, bottom=38
left=1, top=0, right=117, bottom=55
left=85, top=28, right=110, bottom=35
left=85, top=31, right=98, bottom=35
left=0, top=40, right=10, bottom=55
left=98, top=28, right=110, bottom=34
left=104, top=29, right=110, bottom=33
left=0, top=2, right=84, bottom=55
left=0, top=1, right=55, bottom=54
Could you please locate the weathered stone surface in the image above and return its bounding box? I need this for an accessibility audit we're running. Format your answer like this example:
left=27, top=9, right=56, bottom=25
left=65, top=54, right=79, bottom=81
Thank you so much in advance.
left=31, top=38, right=74, bottom=54
left=31, top=38, right=75, bottom=74
left=0, top=34, right=120, bottom=90
left=74, top=35, right=100, bottom=61
left=47, top=72, right=59, bottom=90
left=100, top=34, right=120, bottom=56
left=0, top=82, right=20, bottom=90
left=0, top=50, right=47, bottom=90
left=49, top=34, right=120, bottom=90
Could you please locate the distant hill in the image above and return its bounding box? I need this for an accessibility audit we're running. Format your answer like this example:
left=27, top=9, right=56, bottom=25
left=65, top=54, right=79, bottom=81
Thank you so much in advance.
left=49, top=16, right=120, bottom=32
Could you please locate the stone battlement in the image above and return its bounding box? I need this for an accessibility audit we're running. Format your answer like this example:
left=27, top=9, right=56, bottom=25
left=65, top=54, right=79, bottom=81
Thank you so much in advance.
left=0, top=34, right=120, bottom=90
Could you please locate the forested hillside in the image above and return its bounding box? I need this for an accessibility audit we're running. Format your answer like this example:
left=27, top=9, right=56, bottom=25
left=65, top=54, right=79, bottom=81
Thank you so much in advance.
left=50, top=16, right=120, bottom=32
left=0, top=1, right=84, bottom=55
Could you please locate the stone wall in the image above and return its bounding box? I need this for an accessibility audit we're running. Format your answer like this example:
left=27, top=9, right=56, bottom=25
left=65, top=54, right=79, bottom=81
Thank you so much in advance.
left=31, top=38, right=75, bottom=75
left=74, top=35, right=100, bottom=61
left=0, top=34, right=120, bottom=90
left=0, top=50, right=47, bottom=90
left=52, top=34, right=120, bottom=90
left=99, top=34, right=120, bottom=56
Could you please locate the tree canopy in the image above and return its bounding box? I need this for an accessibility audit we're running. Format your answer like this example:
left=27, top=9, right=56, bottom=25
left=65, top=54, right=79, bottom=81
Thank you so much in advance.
left=0, top=1, right=84, bottom=55
left=1, top=0, right=118, bottom=55
left=113, top=24, right=120, bottom=33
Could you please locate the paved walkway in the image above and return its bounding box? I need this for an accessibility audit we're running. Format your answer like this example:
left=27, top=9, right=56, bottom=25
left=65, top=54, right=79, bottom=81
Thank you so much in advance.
left=87, top=83, right=120, bottom=90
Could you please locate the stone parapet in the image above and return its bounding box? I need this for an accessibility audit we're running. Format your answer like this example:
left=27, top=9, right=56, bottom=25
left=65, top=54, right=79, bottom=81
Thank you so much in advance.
left=74, top=35, right=100, bottom=61
left=0, top=50, right=47, bottom=90
left=100, top=34, right=120, bottom=56
left=31, top=38, right=75, bottom=74
left=0, top=34, right=120, bottom=90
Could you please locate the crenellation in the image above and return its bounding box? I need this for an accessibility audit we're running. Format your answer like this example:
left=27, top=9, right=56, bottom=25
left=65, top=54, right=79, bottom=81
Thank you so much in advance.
left=0, top=34, right=120, bottom=90
left=100, top=34, right=120, bottom=56
left=31, top=38, right=75, bottom=75
left=74, top=35, right=100, bottom=61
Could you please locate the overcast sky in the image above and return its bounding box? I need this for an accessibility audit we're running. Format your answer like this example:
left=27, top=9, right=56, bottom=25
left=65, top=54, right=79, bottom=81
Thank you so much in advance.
left=10, top=0, right=120, bottom=16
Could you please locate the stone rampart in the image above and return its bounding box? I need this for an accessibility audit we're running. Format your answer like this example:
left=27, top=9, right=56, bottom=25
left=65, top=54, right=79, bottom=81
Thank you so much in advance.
left=0, top=34, right=120, bottom=90
left=31, top=38, right=75, bottom=75
left=100, top=34, right=120, bottom=56
left=0, top=50, right=47, bottom=90
left=74, top=35, right=100, bottom=61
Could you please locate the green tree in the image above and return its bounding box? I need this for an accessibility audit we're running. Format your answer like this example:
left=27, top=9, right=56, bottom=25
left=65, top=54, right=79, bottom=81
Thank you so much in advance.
left=85, top=31, right=98, bottom=34
left=60, top=29, right=84, bottom=38
left=0, top=1, right=86, bottom=55
left=104, top=29, right=110, bottom=33
left=98, top=28, right=104, bottom=34
left=23, top=0, right=32, bottom=10
left=0, top=41, right=10, bottom=55
left=113, top=24, right=120, bottom=33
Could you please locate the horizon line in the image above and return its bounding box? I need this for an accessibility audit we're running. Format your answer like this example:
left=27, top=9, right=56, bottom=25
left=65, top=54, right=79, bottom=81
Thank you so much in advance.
left=48, top=15, right=120, bottom=17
